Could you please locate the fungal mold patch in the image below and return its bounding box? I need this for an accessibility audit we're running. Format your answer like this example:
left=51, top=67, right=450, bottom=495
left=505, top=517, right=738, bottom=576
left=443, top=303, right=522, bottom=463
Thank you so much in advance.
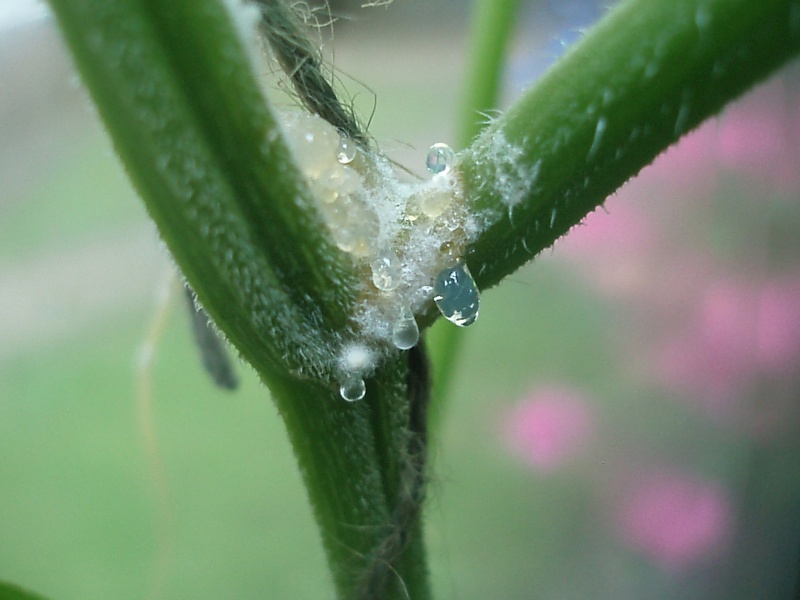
left=466, top=126, right=540, bottom=215
left=279, top=111, right=481, bottom=399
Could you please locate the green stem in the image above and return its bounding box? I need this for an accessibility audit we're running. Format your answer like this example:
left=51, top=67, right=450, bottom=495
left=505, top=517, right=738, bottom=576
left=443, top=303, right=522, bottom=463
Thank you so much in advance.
left=46, top=0, right=357, bottom=383
left=46, top=1, right=428, bottom=598
left=45, top=0, right=800, bottom=597
left=457, top=0, right=523, bottom=146
left=271, top=356, right=429, bottom=599
left=459, top=0, right=800, bottom=290
left=0, top=581, right=50, bottom=600
left=428, top=0, right=522, bottom=422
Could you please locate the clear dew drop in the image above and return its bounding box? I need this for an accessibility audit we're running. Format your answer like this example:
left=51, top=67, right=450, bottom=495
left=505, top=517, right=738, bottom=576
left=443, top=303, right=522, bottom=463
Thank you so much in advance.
left=371, top=249, right=403, bottom=291
left=392, top=308, right=419, bottom=350
left=339, top=376, right=366, bottom=402
left=433, top=261, right=480, bottom=327
left=425, top=142, right=455, bottom=174
left=337, top=137, right=357, bottom=164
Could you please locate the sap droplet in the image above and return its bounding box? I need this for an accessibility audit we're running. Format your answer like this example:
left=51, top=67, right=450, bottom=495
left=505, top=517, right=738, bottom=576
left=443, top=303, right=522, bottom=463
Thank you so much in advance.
left=339, top=377, right=366, bottom=402
left=425, top=142, right=455, bottom=174
left=392, top=308, right=419, bottom=350
left=337, top=137, right=357, bottom=164
left=371, top=249, right=402, bottom=291
left=433, top=261, right=480, bottom=327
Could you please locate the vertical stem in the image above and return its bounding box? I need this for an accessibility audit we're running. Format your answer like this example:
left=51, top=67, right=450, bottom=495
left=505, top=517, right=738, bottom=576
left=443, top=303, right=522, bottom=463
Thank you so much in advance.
left=428, top=0, right=522, bottom=423
left=457, top=0, right=523, bottom=146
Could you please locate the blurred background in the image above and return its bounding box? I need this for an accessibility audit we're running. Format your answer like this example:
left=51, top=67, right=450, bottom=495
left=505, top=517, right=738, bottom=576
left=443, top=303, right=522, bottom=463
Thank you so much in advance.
left=2, top=0, right=800, bottom=598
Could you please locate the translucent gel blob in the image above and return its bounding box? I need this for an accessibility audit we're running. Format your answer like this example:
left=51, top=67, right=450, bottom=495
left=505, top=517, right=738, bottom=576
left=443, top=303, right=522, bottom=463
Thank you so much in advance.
left=418, top=188, right=453, bottom=219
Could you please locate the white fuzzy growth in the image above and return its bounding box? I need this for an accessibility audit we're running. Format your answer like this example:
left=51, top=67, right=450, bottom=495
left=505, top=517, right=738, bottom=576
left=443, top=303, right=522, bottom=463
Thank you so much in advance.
left=467, top=127, right=540, bottom=211
left=278, top=111, right=476, bottom=385
left=339, top=343, right=376, bottom=372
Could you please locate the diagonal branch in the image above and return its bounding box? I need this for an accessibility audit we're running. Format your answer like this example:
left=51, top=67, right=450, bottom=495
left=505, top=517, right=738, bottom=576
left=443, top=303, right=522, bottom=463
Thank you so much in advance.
left=458, top=0, right=800, bottom=292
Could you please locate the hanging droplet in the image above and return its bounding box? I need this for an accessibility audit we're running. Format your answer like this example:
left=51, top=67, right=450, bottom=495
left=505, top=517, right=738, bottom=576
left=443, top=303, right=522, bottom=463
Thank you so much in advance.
left=425, top=142, right=455, bottom=174
left=339, top=376, right=366, bottom=402
left=337, top=136, right=357, bottom=164
left=433, top=261, right=480, bottom=327
left=392, top=308, right=419, bottom=350
left=370, top=249, right=402, bottom=292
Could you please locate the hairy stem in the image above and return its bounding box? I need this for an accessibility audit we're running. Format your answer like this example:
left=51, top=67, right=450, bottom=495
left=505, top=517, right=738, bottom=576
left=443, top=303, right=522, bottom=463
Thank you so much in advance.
left=46, top=1, right=430, bottom=598
left=45, top=0, right=800, bottom=598
left=458, top=0, right=800, bottom=290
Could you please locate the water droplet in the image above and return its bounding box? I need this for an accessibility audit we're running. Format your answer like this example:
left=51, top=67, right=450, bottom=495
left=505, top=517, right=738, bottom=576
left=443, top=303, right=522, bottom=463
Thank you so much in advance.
left=433, top=261, right=480, bottom=327
left=392, top=308, right=419, bottom=350
left=425, top=142, right=455, bottom=174
left=371, top=249, right=402, bottom=291
left=337, top=137, right=357, bottom=164
left=339, top=377, right=366, bottom=402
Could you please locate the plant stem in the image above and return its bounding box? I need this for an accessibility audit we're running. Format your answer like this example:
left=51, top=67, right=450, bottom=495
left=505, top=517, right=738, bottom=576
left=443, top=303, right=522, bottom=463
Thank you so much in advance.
left=46, top=1, right=430, bottom=598
left=459, top=0, right=800, bottom=291
left=46, top=0, right=800, bottom=598
left=457, top=0, right=522, bottom=146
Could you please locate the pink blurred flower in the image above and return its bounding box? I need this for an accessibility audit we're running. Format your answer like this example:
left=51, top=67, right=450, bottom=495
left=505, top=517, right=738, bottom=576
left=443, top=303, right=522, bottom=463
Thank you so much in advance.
left=502, top=385, right=594, bottom=472
left=556, top=199, right=662, bottom=298
left=656, top=275, right=800, bottom=415
left=715, top=83, right=800, bottom=190
left=755, top=278, right=800, bottom=372
left=560, top=202, right=657, bottom=260
left=646, top=119, right=722, bottom=198
left=617, top=469, right=733, bottom=572
left=557, top=74, right=800, bottom=303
